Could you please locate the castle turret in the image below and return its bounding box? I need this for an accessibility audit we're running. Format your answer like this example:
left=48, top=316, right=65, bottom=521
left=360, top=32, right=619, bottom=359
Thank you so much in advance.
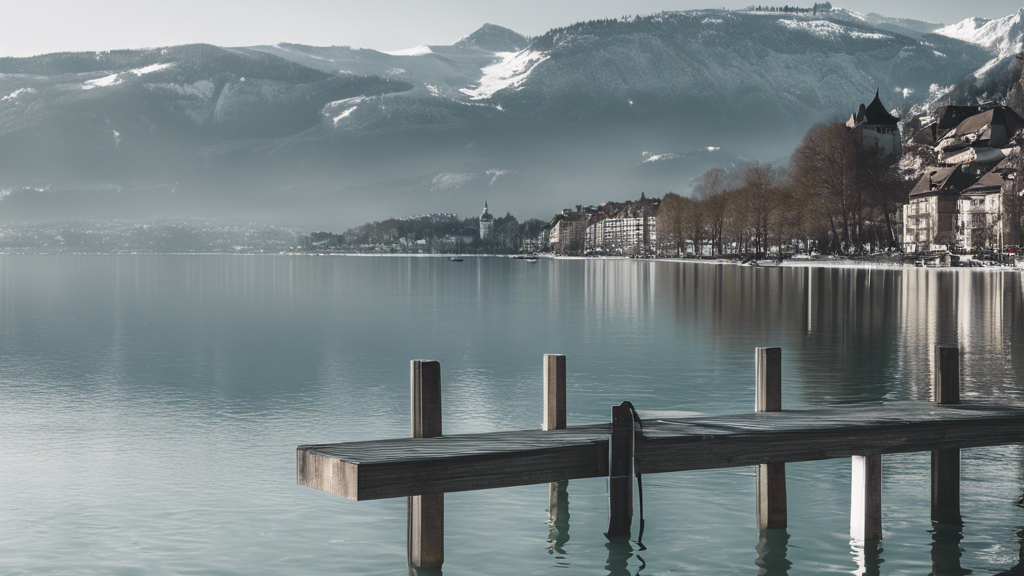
left=479, top=201, right=494, bottom=240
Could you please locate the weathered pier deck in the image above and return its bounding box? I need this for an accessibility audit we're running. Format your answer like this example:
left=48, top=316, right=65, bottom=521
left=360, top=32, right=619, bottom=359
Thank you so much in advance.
left=298, top=402, right=1024, bottom=501
left=296, top=347, right=1024, bottom=570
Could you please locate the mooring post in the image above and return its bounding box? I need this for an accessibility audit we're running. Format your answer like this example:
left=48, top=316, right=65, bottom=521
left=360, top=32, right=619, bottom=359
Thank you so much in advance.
left=932, top=346, right=962, bottom=525
left=606, top=402, right=634, bottom=538
left=851, top=454, right=883, bottom=541
left=408, top=360, right=443, bottom=569
left=543, top=354, right=569, bottom=525
left=543, top=354, right=567, bottom=431
left=755, top=347, right=787, bottom=531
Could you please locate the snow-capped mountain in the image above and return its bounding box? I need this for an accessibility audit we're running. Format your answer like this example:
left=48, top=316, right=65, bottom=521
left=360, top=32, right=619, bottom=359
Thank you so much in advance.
left=0, top=9, right=1004, bottom=227
left=937, top=9, right=1024, bottom=59
left=929, top=9, right=1023, bottom=109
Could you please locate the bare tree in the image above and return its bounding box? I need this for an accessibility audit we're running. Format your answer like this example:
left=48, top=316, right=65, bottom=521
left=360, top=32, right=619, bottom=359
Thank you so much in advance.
left=656, top=193, right=689, bottom=255
left=857, top=147, right=911, bottom=251
left=695, top=168, right=729, bottom=255
left=791, top=122, right=860, bottom=253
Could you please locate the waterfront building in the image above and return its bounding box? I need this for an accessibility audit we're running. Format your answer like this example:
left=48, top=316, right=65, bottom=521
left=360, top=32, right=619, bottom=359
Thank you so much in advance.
left=956, top=159, right=1019, bottom=249
left=903, top=105, right=1024, bottom=252
left=904, top=166, right=970, bottom=252
left=479, top=201, right=494, bottom=240
left=584, top=194, right=659, bottom=254
left=547, top=206, right=593, bottom=254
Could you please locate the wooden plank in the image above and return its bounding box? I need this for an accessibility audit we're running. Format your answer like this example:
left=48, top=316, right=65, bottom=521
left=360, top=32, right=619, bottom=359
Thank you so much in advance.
left=543, top=354, right=566, bottom=431
left=755, top=347, right=786, bottom=531
left=606, top=402, right=633, bottom=538
left=932, top=346, right=961, bottom=525
left=851, top=454, right=882, bottom=541
left=408, top=360, right=442, bottom=569
left=297, top=402, right=1024, bottom=501
left=638, top=403, right=1024, bottom=475
left=298, top=425, right=610, bottom=500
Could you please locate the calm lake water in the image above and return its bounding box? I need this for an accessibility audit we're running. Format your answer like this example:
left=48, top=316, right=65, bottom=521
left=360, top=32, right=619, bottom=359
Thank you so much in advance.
left=2, top=255, right=1024, bottom=575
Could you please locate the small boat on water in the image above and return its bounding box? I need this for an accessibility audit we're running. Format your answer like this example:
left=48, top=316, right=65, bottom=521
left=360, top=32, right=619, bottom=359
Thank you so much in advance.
left=525, top=258, right=538, bottom=263
left=449, top=257, right=464, bottom=262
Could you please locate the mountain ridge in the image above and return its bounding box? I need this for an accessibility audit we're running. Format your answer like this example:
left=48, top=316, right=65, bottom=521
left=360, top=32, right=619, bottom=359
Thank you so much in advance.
left=0, top=10, right=1009, bottom=227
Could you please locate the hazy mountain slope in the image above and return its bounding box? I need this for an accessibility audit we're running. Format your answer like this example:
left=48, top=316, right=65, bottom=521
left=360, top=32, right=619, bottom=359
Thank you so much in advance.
left=0, top=12, right=997, bottom=227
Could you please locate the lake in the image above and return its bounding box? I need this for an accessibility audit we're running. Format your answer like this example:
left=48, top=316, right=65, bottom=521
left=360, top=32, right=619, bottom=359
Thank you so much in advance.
left=2, top=254, right=1023, bottom=575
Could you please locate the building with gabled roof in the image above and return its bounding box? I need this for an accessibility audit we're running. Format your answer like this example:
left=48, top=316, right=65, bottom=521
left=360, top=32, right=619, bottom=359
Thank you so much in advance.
left=957, top=159, right=1019, bottom=249
left=903, top=165, right=973, bottom=251
left=846, top=90, right=902, bottom=160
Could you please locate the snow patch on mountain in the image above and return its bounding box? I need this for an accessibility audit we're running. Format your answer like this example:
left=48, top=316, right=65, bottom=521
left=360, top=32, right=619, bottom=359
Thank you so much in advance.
left=431, top=172, right=476, bottom=191
left=385, top=45, right=434, bottom=56
left=937, top=10, right=1023, bottom=58
left=130, top=63, right=174, bottom=76
left=777, top=19, right=891, bottom=40
left=2, top=87, right=36, bottom=102
left=83, top=73, right=122, bottom=90
left=460, top=50, right=550, bottom=100
left=642, top=151, right=679, bottom=163
left=333, top=106, right=358, bottom=125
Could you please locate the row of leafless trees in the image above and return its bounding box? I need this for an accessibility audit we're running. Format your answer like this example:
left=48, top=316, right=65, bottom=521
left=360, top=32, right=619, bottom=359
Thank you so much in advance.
left=656, top=121, right=910, bottom=256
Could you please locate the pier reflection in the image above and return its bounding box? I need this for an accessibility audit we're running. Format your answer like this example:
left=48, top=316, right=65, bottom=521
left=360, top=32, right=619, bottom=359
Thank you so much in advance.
left=547, top=480, right=570, bottom=560
left=755, top=529, right=792, bottom=576
left=929, top=522, right=970, bottom=576
left=851, top=540, right=883, bottom=576
left=604, top=535, right=645, bottom=576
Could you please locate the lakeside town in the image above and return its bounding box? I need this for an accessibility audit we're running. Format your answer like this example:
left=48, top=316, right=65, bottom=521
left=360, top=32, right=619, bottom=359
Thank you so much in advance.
left=302, top=89, right=1024, bottom=268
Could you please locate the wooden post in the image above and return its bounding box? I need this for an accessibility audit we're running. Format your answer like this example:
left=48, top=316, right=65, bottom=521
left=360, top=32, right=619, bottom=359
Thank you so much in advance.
left=932, top=346, right=962, bottom=525
left=756, top=347, right=787, bottom=531
left=851, top=454, right=882, bottom=541
left=543, top=354, right=569, bottom=525
left=606, top=402, right=633, bottom=538
left=543, top=354, right=566, bottom=431
left=408, top=360, right=443, bottom=568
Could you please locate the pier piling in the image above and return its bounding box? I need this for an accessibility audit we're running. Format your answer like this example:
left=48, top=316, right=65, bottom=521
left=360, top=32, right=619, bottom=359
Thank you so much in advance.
left=408, top=360, right=443, bottom=569
left=932, top=346, right=962, bottom=525
left=606, top=402, right=634, bottom=538
left=755, top=347, right=787, bottom=531
left=851, top=454, right=883, bottom=541
left=543, top=354, right=570, bottom=526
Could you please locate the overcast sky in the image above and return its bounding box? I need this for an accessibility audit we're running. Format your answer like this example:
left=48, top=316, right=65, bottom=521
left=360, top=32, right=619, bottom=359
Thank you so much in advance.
left=2, top=0, right=1021, bottom=57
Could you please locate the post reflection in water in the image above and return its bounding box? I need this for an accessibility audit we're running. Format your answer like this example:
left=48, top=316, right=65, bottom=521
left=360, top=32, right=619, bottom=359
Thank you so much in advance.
left=929, top=522, right=970, bottom=576
left=755, top=529, right=793, bottom=576
left=604, top=536, right=644, bottom=576
left=547, top=480, right=571, bottom=561
left=850, top=540, right=883, bottom=576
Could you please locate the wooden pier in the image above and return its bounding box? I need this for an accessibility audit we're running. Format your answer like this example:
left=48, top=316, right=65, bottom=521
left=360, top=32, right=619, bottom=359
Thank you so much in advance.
left=296, top=347, right=1024, bottom=569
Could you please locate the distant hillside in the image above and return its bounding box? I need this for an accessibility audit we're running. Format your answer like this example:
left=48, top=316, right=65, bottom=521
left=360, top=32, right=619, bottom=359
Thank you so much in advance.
left=0, top=10, right=999, bottom=227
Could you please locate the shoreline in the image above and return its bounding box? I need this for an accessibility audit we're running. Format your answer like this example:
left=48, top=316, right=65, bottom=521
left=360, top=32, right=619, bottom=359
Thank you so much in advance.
left=2, top=250, right=1021, bottom=272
